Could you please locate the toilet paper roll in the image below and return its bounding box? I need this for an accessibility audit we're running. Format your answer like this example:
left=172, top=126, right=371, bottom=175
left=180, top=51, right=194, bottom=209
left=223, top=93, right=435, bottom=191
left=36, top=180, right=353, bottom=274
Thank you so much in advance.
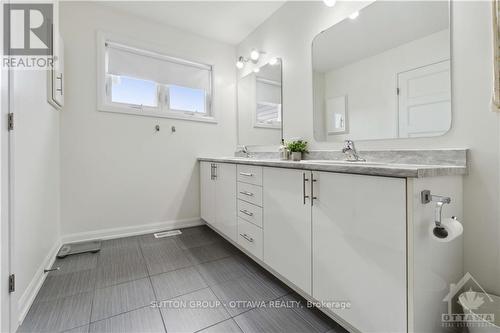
left=429, top=217, right=464, bottom=242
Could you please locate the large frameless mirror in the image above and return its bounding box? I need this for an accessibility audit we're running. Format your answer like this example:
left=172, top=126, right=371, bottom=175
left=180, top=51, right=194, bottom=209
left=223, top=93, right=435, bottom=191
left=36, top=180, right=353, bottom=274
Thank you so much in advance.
left=237, top=58, right=283, bottom=146
left=312, top=1, right=451, bottom=141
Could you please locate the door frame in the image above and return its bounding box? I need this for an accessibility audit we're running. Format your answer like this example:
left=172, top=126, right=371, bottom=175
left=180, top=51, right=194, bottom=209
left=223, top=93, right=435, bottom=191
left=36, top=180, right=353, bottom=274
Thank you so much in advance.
left=1, top=1, right=15, bottom=331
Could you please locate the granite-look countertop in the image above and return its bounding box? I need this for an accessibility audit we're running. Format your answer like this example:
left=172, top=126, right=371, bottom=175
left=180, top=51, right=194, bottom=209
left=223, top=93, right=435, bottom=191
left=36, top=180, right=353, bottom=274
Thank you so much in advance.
left=197, top=156, right=467, bottom=178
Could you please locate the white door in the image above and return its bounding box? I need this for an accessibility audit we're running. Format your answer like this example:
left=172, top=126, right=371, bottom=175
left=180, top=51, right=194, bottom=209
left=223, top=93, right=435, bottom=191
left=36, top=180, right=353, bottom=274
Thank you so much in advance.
left=263, top=167, right=312, bottom=294
left=215, top=163, right=237, bottom=242
left=200, top=162, right=216, bottom=225
left=398, top=60, right=451, bottom=138
left=312, top=172, right=407, bottom=333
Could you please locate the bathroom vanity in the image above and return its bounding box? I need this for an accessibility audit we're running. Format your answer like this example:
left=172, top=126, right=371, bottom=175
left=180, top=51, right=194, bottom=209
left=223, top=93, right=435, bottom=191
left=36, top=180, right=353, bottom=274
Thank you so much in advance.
left=199, top=152, right=466, bottom=333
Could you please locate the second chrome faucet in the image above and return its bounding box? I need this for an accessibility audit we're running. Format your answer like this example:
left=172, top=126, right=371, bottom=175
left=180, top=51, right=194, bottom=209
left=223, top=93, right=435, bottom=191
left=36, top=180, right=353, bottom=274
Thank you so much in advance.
left=342, top=140, right=365, bottom=162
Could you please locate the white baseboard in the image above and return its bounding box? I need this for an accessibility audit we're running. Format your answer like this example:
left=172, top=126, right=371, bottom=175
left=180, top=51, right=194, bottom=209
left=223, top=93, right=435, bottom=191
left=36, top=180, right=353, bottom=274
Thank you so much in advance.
left=17, top=240, right=61, bottom=326
left=60, top=217, right=204, bottom=244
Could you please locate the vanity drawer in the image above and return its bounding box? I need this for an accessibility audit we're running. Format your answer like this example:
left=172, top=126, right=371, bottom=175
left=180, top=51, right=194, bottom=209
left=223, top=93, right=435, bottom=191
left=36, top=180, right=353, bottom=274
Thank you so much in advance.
left=237, top=165, right=263, bottom=186
left=237, top=182, right=263, bottom=207
left=237, top=200, right=263, bottom=228
left=238, top=218, right=263, bottom=260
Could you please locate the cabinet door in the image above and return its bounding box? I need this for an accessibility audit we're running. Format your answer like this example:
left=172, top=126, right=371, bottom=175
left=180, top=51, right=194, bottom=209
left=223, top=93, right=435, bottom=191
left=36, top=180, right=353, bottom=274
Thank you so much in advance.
left=312, top=172, right=407, bottom=333
left=263, top=167, right=312, bottom=294
left=215, top=163, right=237, bottom=242
left=200, top=162, right=216, bottom=225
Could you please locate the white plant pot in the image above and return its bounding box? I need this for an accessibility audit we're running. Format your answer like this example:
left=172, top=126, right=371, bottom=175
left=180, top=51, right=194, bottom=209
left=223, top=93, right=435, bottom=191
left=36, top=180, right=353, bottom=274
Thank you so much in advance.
left=291, top=152, right=302, bottom=161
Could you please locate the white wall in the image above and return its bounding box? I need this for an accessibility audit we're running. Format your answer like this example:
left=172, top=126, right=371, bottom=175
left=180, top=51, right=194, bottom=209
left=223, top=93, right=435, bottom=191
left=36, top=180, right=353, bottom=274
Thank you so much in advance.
left=319, top=29, right=449, bottom=141
left=59, top=2, right=237, bottom=238
left=12, top=68, right=61, bottom=324
left=238, top=1, right=500, bottom=295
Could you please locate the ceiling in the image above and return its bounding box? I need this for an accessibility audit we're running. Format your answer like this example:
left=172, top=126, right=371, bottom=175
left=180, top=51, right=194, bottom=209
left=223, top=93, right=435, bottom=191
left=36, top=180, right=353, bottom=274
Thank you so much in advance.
left=99, top=1, right=285, bottom=45
left=313, top=1, right=450, bottom=72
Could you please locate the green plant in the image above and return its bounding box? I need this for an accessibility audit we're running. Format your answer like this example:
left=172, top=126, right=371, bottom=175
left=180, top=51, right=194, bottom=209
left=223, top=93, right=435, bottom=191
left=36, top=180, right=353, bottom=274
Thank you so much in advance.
left=286, top=140, right=309, bottom=153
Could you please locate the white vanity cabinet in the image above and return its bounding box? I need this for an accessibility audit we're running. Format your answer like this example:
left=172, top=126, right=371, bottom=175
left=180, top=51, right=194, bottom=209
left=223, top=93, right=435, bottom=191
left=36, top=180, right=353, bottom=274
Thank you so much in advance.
left=199, top=158, right=464, bottom=333
left=263, top=167, right=312, bottom=294
left=312, top=172, right=407, bottom=333
left=200, top=162, right=237, bottom=242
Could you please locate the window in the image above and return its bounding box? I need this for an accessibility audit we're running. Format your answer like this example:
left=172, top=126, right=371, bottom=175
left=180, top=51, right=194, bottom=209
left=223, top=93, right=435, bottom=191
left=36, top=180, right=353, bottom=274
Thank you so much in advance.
left=98, top=35, right=214, bottom=122
left=168, top=85, right=206, bottom=114
left=110, top=76, right=158, bottom=108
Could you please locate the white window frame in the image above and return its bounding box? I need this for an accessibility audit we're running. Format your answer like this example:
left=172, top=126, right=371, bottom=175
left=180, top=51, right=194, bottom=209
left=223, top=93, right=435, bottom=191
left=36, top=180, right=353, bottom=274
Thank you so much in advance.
left=96, top=31, right=216, bottom=123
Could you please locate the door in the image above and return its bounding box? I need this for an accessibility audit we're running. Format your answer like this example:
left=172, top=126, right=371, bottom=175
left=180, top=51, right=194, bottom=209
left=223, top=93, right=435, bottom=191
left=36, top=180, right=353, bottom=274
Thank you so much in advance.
left=263, top=167, right=311, bottom=294
left=215, top=163, right=237, bottom=242
left=398, top=60, right=451, bottom=138
left=312, top=172, right=407, bottom=333
left=200, top=162, right=215, bottom=225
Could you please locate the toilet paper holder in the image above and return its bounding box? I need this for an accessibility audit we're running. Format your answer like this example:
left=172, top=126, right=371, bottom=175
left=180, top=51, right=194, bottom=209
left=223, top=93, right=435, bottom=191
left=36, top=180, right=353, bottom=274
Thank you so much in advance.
left=421, top=190, right=452, bottom=238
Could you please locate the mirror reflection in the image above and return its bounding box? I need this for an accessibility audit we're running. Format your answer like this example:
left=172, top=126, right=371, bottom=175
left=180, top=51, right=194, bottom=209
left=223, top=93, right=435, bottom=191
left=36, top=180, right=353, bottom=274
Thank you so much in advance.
left=238, top=59, right=282, bottom=146
left=312, top=1, right=451, bottom=141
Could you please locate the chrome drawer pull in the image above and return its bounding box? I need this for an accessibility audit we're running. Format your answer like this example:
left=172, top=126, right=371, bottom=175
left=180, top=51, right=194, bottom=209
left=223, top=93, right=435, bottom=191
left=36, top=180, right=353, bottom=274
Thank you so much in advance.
left=239, top=172, right=254, bottom=177
left=239, top=209, right=254, bottom=217
left=240, top=233, right=254, bottom=243
left=239, top=191, right=254, bottom=197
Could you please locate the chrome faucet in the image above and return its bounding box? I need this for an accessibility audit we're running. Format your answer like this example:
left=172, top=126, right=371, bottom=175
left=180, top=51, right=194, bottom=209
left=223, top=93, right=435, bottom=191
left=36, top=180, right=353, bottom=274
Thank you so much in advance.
left=236, top=145, right=252, bottom=158
left=342, top=140, right=365, bottom=162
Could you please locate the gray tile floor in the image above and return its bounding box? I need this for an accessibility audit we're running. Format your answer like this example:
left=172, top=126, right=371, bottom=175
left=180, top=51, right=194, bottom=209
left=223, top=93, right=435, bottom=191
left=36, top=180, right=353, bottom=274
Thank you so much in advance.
left=18, top=225, right=347, bottom=333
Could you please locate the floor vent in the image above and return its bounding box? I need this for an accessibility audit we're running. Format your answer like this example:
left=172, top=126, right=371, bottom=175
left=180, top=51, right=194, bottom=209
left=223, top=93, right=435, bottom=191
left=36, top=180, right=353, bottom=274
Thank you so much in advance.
left=154, top=230, right=182, bottom=238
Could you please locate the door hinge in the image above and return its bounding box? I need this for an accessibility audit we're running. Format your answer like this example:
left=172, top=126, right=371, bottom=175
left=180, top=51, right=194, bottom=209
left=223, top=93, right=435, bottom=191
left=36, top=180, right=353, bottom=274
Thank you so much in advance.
left=7, top=113, right=14, bottom=131
left=396, top=88, right=400, bottom=95
left=8, top=274, right=15, bottom=293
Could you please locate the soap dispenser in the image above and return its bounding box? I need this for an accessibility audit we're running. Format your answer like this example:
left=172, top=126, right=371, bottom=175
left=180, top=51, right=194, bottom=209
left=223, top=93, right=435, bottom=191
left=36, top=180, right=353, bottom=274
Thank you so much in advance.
left=279, top=139, right=289, bottom=160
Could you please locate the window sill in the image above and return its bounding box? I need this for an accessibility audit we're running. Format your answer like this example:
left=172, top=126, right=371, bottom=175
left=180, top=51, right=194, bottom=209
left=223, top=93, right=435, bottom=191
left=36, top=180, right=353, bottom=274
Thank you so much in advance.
left=253, top=123, right=281, bottom=130
left=98, top=105, right=218, bottom=124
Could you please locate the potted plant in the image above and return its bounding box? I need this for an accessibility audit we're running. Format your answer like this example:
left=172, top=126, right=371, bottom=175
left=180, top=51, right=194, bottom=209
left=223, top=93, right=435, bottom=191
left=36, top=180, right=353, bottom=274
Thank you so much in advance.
left=286, top=140, right=308, bottom=161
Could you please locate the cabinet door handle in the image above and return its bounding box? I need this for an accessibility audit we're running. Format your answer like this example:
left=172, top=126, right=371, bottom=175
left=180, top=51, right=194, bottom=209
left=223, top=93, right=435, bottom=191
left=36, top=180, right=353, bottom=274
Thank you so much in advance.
left=213, top=164, right=218, bottom=180
left=210, top=164, right=215, bottom=180
left=239, top=191, right=254, bottom=197
left=311, top=176, right=318, bottom=206
left=303, top=173, right=310, bottom=205
left=239, top=209, right=254, bottom=217
left=240, top=233, right=254, bottom=243
left=239, top=172, right=254, bottom=177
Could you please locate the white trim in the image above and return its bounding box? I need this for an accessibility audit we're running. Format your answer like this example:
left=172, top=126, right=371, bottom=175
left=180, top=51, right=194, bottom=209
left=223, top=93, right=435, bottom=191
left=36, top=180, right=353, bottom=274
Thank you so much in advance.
left=61, top=218, right=204, bottom=244
left=17, top=241, right=61, bottom=327
left=98, top=107, right=218, bottom=124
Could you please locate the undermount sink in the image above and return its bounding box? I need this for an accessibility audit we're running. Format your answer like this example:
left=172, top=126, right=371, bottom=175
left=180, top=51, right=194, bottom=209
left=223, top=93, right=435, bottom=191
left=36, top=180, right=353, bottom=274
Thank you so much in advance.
left=301, top=160, right=388, bottom=167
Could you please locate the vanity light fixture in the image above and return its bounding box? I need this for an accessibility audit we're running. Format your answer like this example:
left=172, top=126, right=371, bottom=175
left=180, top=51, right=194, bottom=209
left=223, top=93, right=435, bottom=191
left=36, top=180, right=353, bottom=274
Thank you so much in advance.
left=236, top=56, right=246, bottom=69
left=349, top=11, right=359, bottom=19
left=250, top=49, right=261, bottom=61
left=323, top=0, right=336, bottom=7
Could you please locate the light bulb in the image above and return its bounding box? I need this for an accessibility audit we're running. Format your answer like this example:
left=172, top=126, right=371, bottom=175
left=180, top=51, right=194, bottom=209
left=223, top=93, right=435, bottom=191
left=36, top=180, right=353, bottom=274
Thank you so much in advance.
left=250, top=49, right=260, bottom=61
left=323, top=0, right=336, bottom=7
left=349, top=11, right=359, bottom=19
left=253, top=67, right=260, bottom=73
left=269, top=57, right=278, bottom=65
